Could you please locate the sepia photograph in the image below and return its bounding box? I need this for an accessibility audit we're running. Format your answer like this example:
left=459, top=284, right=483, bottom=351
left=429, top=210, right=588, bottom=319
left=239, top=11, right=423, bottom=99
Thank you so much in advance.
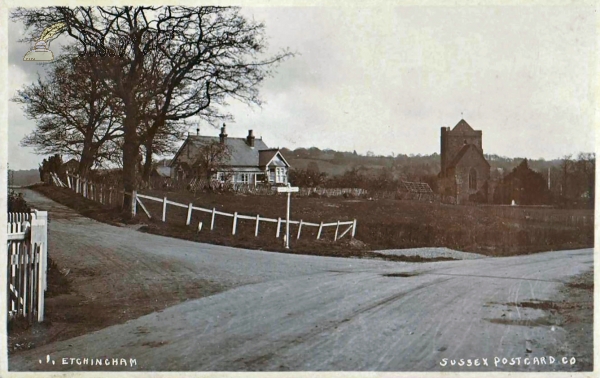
left=2, top=2, right=596, bottom=374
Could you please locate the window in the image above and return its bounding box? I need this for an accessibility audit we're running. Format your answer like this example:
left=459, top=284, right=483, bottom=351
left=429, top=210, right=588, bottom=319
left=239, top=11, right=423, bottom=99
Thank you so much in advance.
left=269, top=170, right=275, bottom=183
left=237, top=173, right=251, bottom=184
left=469, top=168, right=477, bottom=190
left=276, top=167, right=286, bottom=184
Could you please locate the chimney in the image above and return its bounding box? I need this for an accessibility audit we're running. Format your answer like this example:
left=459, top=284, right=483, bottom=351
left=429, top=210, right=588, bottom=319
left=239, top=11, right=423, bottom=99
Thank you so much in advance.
left=196, top=127, right=200, bottom=136
left=246, top=129, right=255, bottom=147
left=219, top=123, right=228, bottom=144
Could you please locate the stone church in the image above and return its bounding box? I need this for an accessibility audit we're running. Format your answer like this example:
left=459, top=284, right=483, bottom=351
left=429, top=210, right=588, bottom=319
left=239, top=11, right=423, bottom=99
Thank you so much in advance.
left=438, top=119, right=490, bottom=204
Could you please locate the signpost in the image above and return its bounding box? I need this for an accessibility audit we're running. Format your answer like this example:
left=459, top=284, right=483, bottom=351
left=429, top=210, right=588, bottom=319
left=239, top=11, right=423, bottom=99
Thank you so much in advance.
left=277, top=183, right=299, bottom=249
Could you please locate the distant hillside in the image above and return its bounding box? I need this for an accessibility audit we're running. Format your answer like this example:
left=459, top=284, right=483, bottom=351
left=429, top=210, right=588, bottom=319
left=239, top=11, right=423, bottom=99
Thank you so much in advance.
left=9, top=169, right=41, bottom=187
left=280, top=147, right=562, bottom=178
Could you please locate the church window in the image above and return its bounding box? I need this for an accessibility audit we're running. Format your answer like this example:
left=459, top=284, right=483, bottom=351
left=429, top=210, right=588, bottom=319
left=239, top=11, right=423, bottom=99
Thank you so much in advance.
left=469, top=168, right=477, bottom=190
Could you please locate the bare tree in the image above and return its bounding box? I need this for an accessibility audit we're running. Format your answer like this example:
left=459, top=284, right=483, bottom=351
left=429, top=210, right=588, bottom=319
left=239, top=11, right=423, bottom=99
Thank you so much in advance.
left=12, top=6, right=293, bottom=215
left=13, top=51, right=122, bottom=178
left=192, top=141, right=232, bottom=180
left=560, top=154, right=572, bottom=198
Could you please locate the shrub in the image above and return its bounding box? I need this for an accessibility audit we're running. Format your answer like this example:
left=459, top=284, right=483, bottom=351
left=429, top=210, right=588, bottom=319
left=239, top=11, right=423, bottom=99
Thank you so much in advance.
left=7, top=191, right=31, bottom=213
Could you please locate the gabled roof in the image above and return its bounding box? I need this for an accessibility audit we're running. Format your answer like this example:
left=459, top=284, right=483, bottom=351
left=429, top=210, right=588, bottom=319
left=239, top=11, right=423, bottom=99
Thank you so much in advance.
left=171, top=135, right=269, bottom=167
left=452, top=119, right=475, bottom=132
left=447, top=143, right=490, bottom=168
left=258, top=149, right=291, bottom=168
left=153, top=166, right=171, bottom=177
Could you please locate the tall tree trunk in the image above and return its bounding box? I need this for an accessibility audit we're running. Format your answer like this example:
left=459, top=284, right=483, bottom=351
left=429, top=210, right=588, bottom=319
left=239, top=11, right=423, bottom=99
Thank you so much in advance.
left=122, top=113, right=140, bottom=213
left=78, top=148, right=95, bottom=179
left=141, top=118, right=162, bottom=183
left=142, top=140, right=153, bottom=183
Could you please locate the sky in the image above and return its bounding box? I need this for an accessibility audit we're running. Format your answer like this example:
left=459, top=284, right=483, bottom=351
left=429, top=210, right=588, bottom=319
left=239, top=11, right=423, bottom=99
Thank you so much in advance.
left=6, top=5, right=597, bottom=170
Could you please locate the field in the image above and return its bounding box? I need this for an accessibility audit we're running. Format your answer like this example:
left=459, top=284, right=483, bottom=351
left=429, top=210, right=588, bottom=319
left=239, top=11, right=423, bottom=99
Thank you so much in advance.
left=32, top=185, right=593, bottom=257
left=134, top=188, right=593, bottom=257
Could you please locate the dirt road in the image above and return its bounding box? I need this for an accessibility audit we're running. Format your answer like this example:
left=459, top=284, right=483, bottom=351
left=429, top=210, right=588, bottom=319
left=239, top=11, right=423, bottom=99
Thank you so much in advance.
left=10, top=190, right=593, bottom=372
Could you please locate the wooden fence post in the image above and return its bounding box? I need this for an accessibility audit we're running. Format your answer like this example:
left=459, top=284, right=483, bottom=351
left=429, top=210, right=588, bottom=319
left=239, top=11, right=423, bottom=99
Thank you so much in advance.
left=276, top=217, right=281, bottom=238
left=186, top=203, right=193, bottom=226
left=297, top=220, right=303, bottom=239
left=255, top=215, right=260, bottom=237
left=352, top=219, right=357, bottom=239
left=108, top=187, right=112, bottom=206
left=334, top=220, right=340, bottom=241
left=131, top=190, right=137, bottom=217
left=30, top=211, right=47, bottom=322
left=162, top=197, right=167, bottom=222
left=317, top=221, right=323, bottom=240
left=211, top=208, right=216, bottom=230
left=232, top=212, right=238, bottom=235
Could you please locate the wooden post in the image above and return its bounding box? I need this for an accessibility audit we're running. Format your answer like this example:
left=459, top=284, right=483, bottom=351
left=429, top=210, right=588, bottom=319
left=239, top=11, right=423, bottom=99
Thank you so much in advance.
left=352, top=219, right=357, bottom=239
left=100, top=184, right=103, bottom=204
left=297, top=220, right=303, bottom=239
left=108, top=188, right=112, bottom=206
left=30, top=211, right=47, bottom=321
left=276, top=217, right=281, bottom=238
left=255, top=214, right=260, bottom=237
left=317, top=221, right=324, bottom=240
left=211, top=208, right=216, bottom=230
left=131, top=190, right=137, bottom=217
left=162, top=197, right=167, bottom=222
left=186, top=203, right=193, bottom=226
left=232, top=212, right=238, bottom=235
left=286, top=191, right=291, bottom=248
left=334, top=220, right=340, bottom=241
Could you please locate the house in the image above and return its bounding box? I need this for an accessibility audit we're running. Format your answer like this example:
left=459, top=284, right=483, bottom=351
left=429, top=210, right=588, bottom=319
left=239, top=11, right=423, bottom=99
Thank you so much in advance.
left=492, top=159, right=551, bottom=205
left=62, top=158, right=80, bottom=174
left=170, top=124, right=291, bottom=186
left=151, top=159, right=172, bottom=178
left=438, top=119, right=490, bottom=203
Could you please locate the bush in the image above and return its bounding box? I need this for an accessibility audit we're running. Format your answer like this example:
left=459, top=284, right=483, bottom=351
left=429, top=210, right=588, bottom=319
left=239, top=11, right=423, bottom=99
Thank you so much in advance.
left=7, top=191, right=31, bottom=213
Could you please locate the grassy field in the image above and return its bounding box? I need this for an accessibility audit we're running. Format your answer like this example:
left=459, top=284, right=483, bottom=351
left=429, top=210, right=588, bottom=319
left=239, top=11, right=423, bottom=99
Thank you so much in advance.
left=136, top=188, right=593, bottom=256
left=32, top=185, right=593, bottom=258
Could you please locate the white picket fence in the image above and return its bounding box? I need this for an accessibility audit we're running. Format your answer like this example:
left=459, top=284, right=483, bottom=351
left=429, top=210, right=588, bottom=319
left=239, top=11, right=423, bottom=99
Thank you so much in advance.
left=134, top=193, right=357, bottom=241
left=7, top=210, right=48, bottom=323
left=64, top=172, right=125, bottom=207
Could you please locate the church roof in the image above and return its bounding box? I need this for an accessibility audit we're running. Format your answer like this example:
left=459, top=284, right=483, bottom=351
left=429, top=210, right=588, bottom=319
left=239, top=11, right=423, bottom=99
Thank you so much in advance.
left=452, top=119, right=475, bottom=132
left=447, top=143, right=490, bottom=169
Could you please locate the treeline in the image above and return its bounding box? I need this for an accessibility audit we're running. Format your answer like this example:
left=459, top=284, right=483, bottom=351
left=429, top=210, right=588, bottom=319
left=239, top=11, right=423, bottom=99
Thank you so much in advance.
left=12, top=6, right=292, bottom=215
left=289, top=162, right=437, bottom=192
left=286, top=148, right=594, bottom=208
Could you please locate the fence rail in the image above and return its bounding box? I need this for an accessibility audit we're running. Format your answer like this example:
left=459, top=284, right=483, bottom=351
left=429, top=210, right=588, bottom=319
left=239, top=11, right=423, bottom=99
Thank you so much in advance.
left=59, top=173, right=357, bottom=242
left=134, top=192, right=357, bottom=241
left=65, top=172, right=125, bottom=208
left=7, top=210, right=48, bottom=323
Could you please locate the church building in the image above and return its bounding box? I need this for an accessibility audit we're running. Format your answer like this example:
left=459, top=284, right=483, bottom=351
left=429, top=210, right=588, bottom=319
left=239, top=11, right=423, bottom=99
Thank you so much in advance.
left=438, top=119, right=490, bottom=204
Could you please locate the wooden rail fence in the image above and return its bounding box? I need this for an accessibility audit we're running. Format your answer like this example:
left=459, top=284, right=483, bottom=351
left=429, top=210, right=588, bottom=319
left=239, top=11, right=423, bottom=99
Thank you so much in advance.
left=134, top=193, right=357, bottom=241
left=7, top=210, right=48, bottom=323
left=59, top=173, right=357, bottom=242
